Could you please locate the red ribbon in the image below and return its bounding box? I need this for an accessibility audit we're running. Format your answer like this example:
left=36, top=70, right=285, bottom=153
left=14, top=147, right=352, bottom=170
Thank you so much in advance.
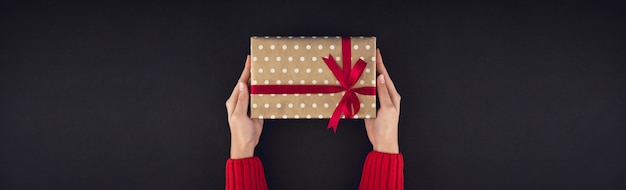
left=250, top=37, right=376, bottom=132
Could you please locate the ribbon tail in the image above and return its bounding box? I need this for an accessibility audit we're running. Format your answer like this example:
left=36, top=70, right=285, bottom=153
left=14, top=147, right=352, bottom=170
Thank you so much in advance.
left=328, top=107, right=343, bottom=133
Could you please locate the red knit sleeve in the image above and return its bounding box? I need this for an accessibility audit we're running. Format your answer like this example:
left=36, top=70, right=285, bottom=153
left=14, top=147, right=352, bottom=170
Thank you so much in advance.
left=225, top=156, right=268, bottom=190
left=359, top=151, right=404, bottom=190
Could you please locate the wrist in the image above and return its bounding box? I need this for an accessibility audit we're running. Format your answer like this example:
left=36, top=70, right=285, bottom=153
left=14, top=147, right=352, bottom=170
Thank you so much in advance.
left=230, top=140, right=257, bottom=159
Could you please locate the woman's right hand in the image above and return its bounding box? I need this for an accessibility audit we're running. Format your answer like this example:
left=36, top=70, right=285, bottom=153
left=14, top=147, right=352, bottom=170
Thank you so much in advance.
left=364, top=49, right=401, bottom=154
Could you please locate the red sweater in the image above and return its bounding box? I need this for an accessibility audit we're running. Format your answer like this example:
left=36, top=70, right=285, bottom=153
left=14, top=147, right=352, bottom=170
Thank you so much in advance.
left=226, top=151, right=404, bottom=190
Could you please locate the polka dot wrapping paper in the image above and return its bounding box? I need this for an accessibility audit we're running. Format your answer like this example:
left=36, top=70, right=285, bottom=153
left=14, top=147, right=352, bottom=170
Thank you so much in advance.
left=250, top=36, right=377, bottom=131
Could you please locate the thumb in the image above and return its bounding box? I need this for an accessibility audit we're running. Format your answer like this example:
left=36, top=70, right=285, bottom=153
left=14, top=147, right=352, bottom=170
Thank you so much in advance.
left=376, top=75, right=394, bottom=109
left=233, top=82, right=250, bottom=116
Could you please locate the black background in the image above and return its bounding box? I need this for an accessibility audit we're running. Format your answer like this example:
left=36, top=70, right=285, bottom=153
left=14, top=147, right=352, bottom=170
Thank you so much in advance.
left=1, top=1, right=625, bottom=189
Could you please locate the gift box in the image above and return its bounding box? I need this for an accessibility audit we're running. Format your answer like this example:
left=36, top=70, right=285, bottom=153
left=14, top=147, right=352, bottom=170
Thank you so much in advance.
left=250, top=36, right=377, bottom=131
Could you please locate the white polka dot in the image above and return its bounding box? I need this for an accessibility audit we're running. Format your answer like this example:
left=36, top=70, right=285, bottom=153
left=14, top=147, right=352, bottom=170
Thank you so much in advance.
left=318, top=115, right=323, bottom=119
left=276, top=36, right=281, bottom=38
left=365, top=45, right=371, bottom=50
left=270, top=45, right=275, bottom=50
left=365, top=115, right=371, bottom=118
left=270, top=68, right=275, bottom=73
left=318, top=93, right=323, bottom=96
left=335, top=80, right=340, bottom=84
left=252, top=56, right=257, bottom=61
left=251, top=80, right=257, bottom=85
left=353, top=115, right=359, bottom=119
left=300, top=57, right=305, bottom=61
left=360, top=103, right=365, bottom=108
left=294, top=68, right=299, bottom=73
left=324, top=103, right=329, bottom=108
left=276, top=80, right=281, bottom=84
left=288, top=57, right=293, bottom=61
left=282, top=115, right=288, bottom=119
left=282, top=45, right=287, bottom=50
left=360, top=80, right=365, bottom=84
left=312, top=80, right=317, bottom=84
left=288, top=103, right=293, bottom=108
left=300, top=103, right=305, bottom=108
left=264, top=103, right=270, bottom=108
left=276, top=103, right=282, bottom=108
left=324, top=80, right=329, bottom=84
left=371, top=80, right=376, bottom=85
left=312, top=103, right=317, bottom=108
left=371, top=103, right=376, bottom=108
left=330, top=45, right=335, bottom=49
left=288, top=80, right=293, bottom=84
left=306, top=115, right=311, bottom=119
left=258, top=45, right=263, bottom=49
left=276, top=57, right=281, bottom=61
left=353, top=45, right=359, bottom=50
left=335, top=56, right=341, bottom=61
left=360, top=56, right=365, bottom=60
left=312, top=57, right=317, bottom=61
left=366, top=68, right=371, bottom=73
left=294, top=94, right=299, bottom=96
left=282, top=68, right=287, bottom=73
left=282, top=94, right=287, bottom=96
left=318, top=45, right=323, bottom=50
left=300, top=80, right=305, bottom=84
left=312, top=36, right=317, bottom=38
left=294, top=45, right=299, bottom=50
left=258, top=68, right=263, bottom=73
left=270, top=94, right=275, bottom=96
left=306, top=93, right=311, bottom=96
left=318, top=68, right=323, bottom=73
left=371, top=57, right=376, bottom=61
left=258, top=94, right=263, bottom=96
left=306, top=45, right=311, bottom=50
left=252, top=103, right=257, bottom=108
left=306, top=68, right=311, bottom=73
left=258, top=115, right=263, bottom=119
left=323, top=36, right=328, bottom=38
left=270, top=115, right=275, bottom=119
left=330, top=93, right=335, bottom=96
left=264, top=57, right=269, bottom=61
left=264, top=80, right=269, bottom=84
left=294, top=115, right=299, bottom=119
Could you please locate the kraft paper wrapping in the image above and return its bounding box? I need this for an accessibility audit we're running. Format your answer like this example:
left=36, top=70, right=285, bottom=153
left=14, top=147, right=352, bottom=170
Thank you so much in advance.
left=250, top=36, right=376, bottom=120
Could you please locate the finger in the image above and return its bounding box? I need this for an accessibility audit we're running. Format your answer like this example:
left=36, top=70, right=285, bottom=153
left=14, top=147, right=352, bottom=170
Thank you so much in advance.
left=375, top=49, right=389, bottom=75
left=376, top=75, right=394, bottom=109
left=227, top=56, right=251, bottom=116
left=376, top=49, right=401, bottom=108
left=376, top=49, right=400, bottom=96
left=233, top=82, right=250, bottom=116
left=383, top=73, right=401, bottom=110
left=238, top=55, right=252, bottom=83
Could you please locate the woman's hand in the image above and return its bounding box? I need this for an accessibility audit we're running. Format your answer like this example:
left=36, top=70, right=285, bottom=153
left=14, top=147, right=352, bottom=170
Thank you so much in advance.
left=364, top=49, right=401, bottom=154
left=225, top=56, right=264, bottom=159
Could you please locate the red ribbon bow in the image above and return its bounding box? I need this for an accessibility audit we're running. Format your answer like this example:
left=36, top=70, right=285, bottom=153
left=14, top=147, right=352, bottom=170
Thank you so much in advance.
left=251, top=37, right=376, bottom=132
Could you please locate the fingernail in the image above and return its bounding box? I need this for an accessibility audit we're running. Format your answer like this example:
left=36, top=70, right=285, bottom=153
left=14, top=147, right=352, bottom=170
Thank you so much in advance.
left=238, top=82, right=244, bottom=91
left=379, top=75, right=385, bottom=84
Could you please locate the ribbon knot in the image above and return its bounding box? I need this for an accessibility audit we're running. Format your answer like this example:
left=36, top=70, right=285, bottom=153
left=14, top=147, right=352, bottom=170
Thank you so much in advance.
left=321, top=37, right=376, bottom=132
